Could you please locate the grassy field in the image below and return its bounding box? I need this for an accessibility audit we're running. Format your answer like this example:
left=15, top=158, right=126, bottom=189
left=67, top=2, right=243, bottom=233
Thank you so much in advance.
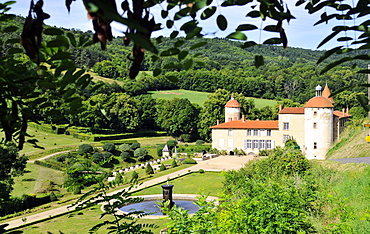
left=16, top=172, right=223, bottom=233
left=133, top=171, right=224, bottom=197
left=11, top=164, right=66, bottom=197
left=149, top=89, right=277, bottom=108
left=326, top=125, right=370, bottom=159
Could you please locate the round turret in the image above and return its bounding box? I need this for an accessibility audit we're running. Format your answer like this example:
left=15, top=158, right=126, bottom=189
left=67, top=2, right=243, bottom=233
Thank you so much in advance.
left=225, top=96, right=240, bottom=122
left=304, top=85, right=334, bottom=160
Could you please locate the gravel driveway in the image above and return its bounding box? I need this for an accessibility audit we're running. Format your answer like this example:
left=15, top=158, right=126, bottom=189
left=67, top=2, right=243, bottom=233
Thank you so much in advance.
left=331, top=157, right=370, bottom=164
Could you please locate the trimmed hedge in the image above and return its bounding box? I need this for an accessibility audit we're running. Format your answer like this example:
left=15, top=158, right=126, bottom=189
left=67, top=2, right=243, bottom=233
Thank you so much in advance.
left=68, top=130, right=167, bottom=142
left=29, top=122, right=68, bottom=134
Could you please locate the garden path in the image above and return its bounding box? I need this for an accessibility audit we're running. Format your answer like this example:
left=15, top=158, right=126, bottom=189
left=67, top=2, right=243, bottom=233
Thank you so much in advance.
left=2, top=155, right=255, bottom=230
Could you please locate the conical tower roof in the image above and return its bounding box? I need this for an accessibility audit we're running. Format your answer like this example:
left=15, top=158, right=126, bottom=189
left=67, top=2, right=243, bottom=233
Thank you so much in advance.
left=322, top=83, right=335, bottom=103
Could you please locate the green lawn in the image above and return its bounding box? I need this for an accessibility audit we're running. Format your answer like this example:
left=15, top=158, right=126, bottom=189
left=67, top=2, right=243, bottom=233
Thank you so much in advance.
left=149, top=89, right=277, bottom=108
left=17, top=205, right=169, bottom=234
left=149, top=89, right=210, bottom=106
left=16, top=172, right=223, bottom=233
left=133, top=171, right=224, bottom=197
left=14, top=127, right=96, bottom=159
left=11, top=163, right=66, bottom=198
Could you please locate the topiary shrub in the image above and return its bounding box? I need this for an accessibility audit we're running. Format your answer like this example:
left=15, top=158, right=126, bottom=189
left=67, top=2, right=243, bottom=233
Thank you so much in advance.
left=171, top=159, right=178, bottom=168
left=115, top=173, right=123, bottom=184
left=120, top=151, right=131, bottom=161
left=183, top=158, right=197, bottom=164
left=78, top=144, right=93, bottom=155
left=130, top=142, right=141, bottom=150
left=131, top=171, right=139, bottom=182
left=198, top=169, right=205, bottom=173
left=134, top=148, right=148, bottom=160
left=196, top=140, right=205, bottom=145
left=145, top=164, right=154, bottom=175
left=49, top=192, right=58, bottom=202
left=160, top=163, right=166, bottom=171
left=119, top=143, right=131, bottom=152
left=92, top=152, right=104, bottom=163
left=166, top=140, right=178, bottom=149
left=102, top=152, right=113, bottom=160
left=103, top=142, right=115, bottom=152
left=55, top=155, right=66, bottom=163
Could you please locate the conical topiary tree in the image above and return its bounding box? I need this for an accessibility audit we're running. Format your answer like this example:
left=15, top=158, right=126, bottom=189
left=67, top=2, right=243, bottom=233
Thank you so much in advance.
left=171, top=159, right=178, bottom=168
left=160, top=163, right=166, bottom=171
left=145, top=164, right=154, bottom=175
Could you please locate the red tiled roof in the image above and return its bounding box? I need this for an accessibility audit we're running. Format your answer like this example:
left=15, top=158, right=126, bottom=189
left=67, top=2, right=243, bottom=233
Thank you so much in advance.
left=333, top=111, right=352, bottom=118
left=279, top=107, right=305, bottom=114
left=322, top=85, right=335, bottom=103
left=304, top=96, right=334, bottom=108
left=210, top=120, right=279, bottom=129
left=225, top=99, right=241, bottom=108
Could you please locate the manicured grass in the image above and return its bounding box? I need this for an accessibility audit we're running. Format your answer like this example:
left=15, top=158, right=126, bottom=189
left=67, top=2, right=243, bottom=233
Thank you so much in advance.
left=15, top=127, right=96, bottom=159
left=149, top=89, right=277, bottom=108
left=11, top=163, right=66, bottom=197
left=17, top=205, right=169, bottom=234
left=16, top=171, right=223, bottom=233
left=133, top=171, right=224, bottom=197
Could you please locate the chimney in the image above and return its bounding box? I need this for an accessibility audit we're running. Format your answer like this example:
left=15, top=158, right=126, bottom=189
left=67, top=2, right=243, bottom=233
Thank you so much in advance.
left=233, top=117, right=237, bottom=121
left=342, top=108, right=345, bottom=117
left=346, top=107, right=349, bottom=114
left=228, top=118, right=232, bottom=122
left=256, top=118, right=259, bottom=121
left=279, top=104, right=282, bottom=111
left=242, top=115, right=245, bottom=122
left=217, top=119, right=220, bottom=125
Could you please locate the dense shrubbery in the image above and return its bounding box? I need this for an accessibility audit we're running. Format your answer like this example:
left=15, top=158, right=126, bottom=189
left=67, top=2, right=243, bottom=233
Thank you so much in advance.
left=182, top=157, right=197, bottom=164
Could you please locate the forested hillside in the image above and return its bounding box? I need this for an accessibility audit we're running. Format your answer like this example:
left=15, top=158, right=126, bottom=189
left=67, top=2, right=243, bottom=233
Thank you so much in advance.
left=2, top=16, right=368, bottom=142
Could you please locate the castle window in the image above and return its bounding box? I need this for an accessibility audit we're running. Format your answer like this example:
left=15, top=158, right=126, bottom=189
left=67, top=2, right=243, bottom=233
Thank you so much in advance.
left=266, top=140, right=272, bottom=149
left=313, top=122, right=317, bottom=129
left=314, top=111, right=317, bottom=117
left=245, top=140, right=252, bottom=149
left=219, top=139, right=224, bottom=148
left=253, top=140, right=259, bottom=149
left=247, top=129, right=252, bottom=136
left=259, top=140, right=265, bottom=149
left=254, top=129, right=258, bottom=136
left=283, top=122, right=289, bottom=130
left=228, top=139, right=233, bottom=149
left=228, top=129, right=233, bottom=136
left=314, top=142, right=317, bottom=149
left=283, top=135, right=290, bottom=142
left=267, top=129, right=272, bottom=136
left=260, top=129, right=265, bottom=136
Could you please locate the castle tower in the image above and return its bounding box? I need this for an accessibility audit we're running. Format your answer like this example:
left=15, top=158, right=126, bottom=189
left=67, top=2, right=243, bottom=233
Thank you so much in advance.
left=304, top=85, right=334, bottom=160
left=224, top=95, right=241, bottom=123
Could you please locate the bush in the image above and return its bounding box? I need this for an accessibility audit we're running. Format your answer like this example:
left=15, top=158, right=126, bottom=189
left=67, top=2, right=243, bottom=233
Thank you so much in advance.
left=49, top=192, right=58, bottom=202
left=55, top=155, right=66, bottom=162
left=160, top=163, right=166, bottom=171
left=92, top=152, right=104, bottom=163
left=115, top=173, right=123, bottom=184
left=179, top=134, right=192, bottom=142
left=157, top=144, right=165, bottom=157
left=196, top=140, right=205, bottom=145
left=171, top=159, right=178, bottom=168
left=131, top=142, right=141, bottom=150
left=198, top=169, right=205, bottom=173
left=183, top=157, right=197, bottom=164
left=103, top=143, right=115, bottom=152
left=78, top=144, right=94, bottom=155
left=134, top=148, right=148, bottom=159
left=131, top=171, right=139, bottom=182
left=166, top=140, right=178, bottom=149
left=119, top=143, right=131, bottom=152
left=102, top=152, right=113, bottom=160
left=145, top=164, right=154, bottom=175
left=120, top=151, right=131, bottom=161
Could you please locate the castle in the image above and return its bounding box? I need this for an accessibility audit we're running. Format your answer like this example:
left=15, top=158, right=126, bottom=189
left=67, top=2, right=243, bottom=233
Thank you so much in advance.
left=210, top=84, right=352, bottom=159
